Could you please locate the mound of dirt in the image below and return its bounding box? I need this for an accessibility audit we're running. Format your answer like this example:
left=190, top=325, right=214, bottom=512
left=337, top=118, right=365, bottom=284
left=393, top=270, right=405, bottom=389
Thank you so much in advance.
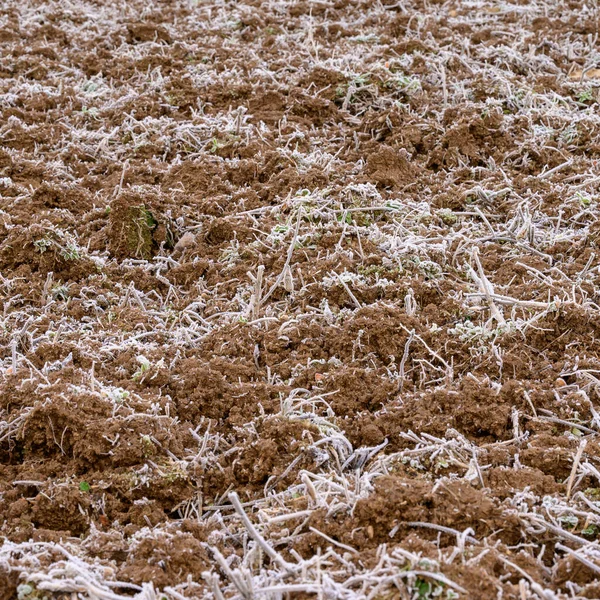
left=108, top=193, right=175, bottom=259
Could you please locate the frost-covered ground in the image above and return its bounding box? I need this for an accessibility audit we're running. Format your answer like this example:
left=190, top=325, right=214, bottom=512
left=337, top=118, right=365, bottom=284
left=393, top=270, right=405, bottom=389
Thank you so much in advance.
left=2, top=0, right=600, bottom=598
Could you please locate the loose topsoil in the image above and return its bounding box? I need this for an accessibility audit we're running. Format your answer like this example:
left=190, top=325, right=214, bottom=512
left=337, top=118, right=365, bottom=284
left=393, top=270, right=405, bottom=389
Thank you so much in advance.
left=1, top=0, right=600, bottom=598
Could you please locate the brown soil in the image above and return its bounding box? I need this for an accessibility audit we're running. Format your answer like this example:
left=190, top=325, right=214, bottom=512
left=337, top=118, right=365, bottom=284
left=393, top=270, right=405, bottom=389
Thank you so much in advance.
left=1, top=0, right=600, bottom=598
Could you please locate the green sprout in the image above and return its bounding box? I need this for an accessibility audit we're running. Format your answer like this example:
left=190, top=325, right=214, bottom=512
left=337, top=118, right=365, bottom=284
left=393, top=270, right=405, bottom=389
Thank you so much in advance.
left=436, top=457, right=449, bottom=469
left=51, top=285, right=69, bottom=301
left=337, top=212, right=353, bottom=225
left=575, top=191, right=592, bottom=207
left=80, top=106, right=99, bottom=119
left=577, top=88, right=594, bottom=103
left=141, top=434, right=156, bottom=458
left=558, top=514, right=578, bottom=529
left=82, top=80, right=99, bottom=93
left=584, top=488, right=600, bottom=500
left=33, top=238, right=53, bottom=253
left=560, top=124, right=578, bottom=144
left=17, top=583, right=48, bottom=600
left=411, top=576, right=457, bottom=599
left=384, top=200, right=404, bottom=211
left=417, top=260, right=443, bottom=279
left=107, top=387, right=130, bottom=404
left=438, top=209, right=458, bottom=226
left=132, top=355, right=151, bottom=381
left=59, top=243, right=80, bottom=261
left=388, top=74, right=422, bottom=95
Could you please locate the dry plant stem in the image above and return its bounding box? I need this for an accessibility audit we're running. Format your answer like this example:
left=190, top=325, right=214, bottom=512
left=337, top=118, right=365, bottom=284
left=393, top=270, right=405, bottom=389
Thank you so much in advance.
left=555, top=544, right=600, bottom=576
left=334, top=272, right=362, bottom=309
left=228, top=492, right=293, bottom=572
left=398, top=322, right=453, bottom=380
left=210, top=546, right=253, bottom=600
left=201, top=574, right=226, bottom=600
left=523, top=390, right=538, bottom=417
left=308, top=526, right=359, bottom=555
left=398, top=329, right=414, bottom=392
left=466, top=292, right=556, bottom=309
left=566, top=438, right=587, bottom=500
left=394, top=521, right=478, bottom=544
left=248, top=264, right=265, bottom=321
left=260, top=209, right=302, bottom=308
left=471, top=246, right=506, bottom=326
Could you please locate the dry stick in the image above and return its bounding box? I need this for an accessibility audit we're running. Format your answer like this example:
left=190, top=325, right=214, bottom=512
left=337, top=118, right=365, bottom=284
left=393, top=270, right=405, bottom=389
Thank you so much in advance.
left=12, top=480, right=45, bottom=486
left=228, top=492, right=292, bottom=571
left=334, top=272, right=362, bottom=309
left=512, top=408, right=520, bottom=441
left=498, top=556, right=535, bottom=584
left=465, top=292, right=555, bottom=310
left=331, top=205, right=395, bottom=214
left=515, top=262, right=556, bottom=287
left=163, top=588, right=189, bottom=600
left=10, top=339, right=17, bottom=374
left=393, top=521, right=478, bottom=544
left=42, top=271, right=53, bottom=306
left=472, top=205, right=496, bottom=235
left=266, top=510, right=312, bottom=524
left=210, top=546, right=252, bottom=600
left=470, top=450, right=486, bottom=488
left=556, top=543, right=600, bottom=576
left=335, top=209, right=349, bottom=252
left=518, top=580, right=528, bottom=600
left=471, top=247, right=506, bottom=326
left=72, top=582, right=133, bottom=600
left=247, top=265, right=264, bottom=321
left=573, top=175, right=600, bottom=190
left=200, top=573, right=226, bottom=600
left=440, top=61, right=448, bottom=106
left=254, top=584, right=321, bottom=594
left=538, top=158, right=572, bottom=180
left=576, top=490, right=600, bottom=515
left=265, top=453, right=304, bottom=492
left=523, top=390, right=538, bottom=418
left=582, top=394, right=600, bottom=430
left=260, top=209, right=302, bottom=307
left=397, top=322, right=453, bottom=380
left=404, top=288, right=416, bottom=316
left=566, top=438, right=588, bottom=500
left=309, top=526, right=359, bottom=555
left=398, top=329, right=414, bottom=392
left=531, top=414, right=595, bottom=435
left=526, top=515, right=593, bottom=547
left=301, top=471, right=318, bottom=504
left=112, top=159, right=129, bottom=198
left=354, top=224, right=365, bottom=261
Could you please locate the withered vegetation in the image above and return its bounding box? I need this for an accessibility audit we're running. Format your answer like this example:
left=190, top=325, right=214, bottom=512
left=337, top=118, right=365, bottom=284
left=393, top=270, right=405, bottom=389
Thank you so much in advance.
left=1, top=0, right=600, bottom=598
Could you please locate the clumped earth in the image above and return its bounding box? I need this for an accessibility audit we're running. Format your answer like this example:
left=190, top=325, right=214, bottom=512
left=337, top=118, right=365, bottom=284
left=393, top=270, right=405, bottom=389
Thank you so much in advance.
left=1, top=0, right=600, bottom=598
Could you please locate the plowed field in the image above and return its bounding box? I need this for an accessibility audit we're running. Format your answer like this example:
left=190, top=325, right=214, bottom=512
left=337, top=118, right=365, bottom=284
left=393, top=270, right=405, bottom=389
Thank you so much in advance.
left=2, top=0, right=600, bottom=598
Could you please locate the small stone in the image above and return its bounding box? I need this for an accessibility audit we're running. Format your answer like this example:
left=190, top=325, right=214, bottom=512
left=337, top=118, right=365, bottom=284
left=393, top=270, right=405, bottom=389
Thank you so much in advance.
left=173, top=231, right=196, bottom=252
